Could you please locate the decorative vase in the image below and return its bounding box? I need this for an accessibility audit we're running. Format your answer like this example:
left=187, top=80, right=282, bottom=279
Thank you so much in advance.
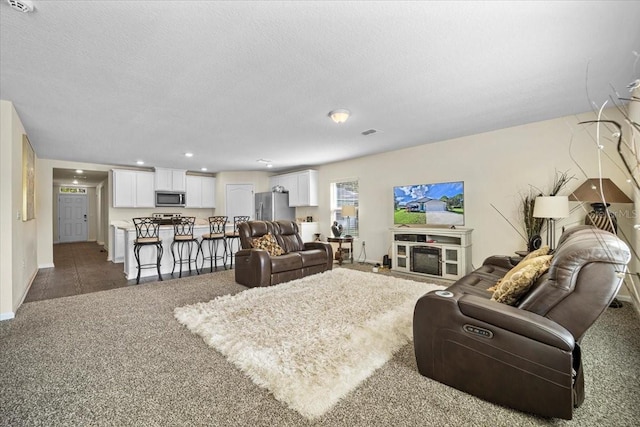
left=585, top=203, right=617, bottom=234
left=331, top=221, right=343, bottom=237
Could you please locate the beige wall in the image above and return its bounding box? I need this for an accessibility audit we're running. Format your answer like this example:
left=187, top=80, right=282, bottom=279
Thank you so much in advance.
left=307, top=108, right=636, bottom=275
left=0, top=101, right=38, bottom=320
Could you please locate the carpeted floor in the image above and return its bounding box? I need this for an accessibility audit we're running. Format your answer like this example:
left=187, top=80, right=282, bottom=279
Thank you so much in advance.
left=1, top=268, right=639, bottom=426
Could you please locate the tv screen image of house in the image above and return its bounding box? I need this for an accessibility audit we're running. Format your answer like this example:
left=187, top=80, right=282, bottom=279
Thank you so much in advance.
left=393, top=181, right=464, bottom=226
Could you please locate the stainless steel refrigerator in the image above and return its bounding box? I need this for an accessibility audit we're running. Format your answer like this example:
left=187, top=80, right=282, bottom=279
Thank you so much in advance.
left=255, top=191, right=295, bottom=221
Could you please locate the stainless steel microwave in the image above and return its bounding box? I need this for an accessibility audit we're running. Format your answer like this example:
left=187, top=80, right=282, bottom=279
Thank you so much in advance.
left=155, top=191, right=186, bottom=207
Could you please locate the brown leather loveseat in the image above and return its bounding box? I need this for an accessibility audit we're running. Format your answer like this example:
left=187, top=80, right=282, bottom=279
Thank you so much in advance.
left=413, top=225, right=631, bottom=419
left=235, top=220, right=333, bottom=287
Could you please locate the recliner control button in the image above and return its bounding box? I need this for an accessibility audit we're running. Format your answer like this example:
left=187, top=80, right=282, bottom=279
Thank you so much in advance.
left=463, top=324, right=494, bottom=338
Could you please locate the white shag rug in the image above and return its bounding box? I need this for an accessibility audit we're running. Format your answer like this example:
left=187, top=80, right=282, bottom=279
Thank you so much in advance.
left=174, top=268, right=444, bottom=420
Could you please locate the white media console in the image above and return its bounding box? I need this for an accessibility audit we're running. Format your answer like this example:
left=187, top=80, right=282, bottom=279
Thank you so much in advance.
left=390, top=227, right=473, bottom=281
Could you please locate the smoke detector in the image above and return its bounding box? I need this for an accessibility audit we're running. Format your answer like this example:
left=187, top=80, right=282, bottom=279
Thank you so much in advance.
left=7, top=0, right=34, bottom=12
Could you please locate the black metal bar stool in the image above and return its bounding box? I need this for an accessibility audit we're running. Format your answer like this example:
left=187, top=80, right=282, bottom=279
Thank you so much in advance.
left=132, top=217, right=163, bottom=284
left=170, top=216, right=199, bottom=278
left=224, top=215, right=250, bottom=268
left=198, top=216, right=228, bottom=272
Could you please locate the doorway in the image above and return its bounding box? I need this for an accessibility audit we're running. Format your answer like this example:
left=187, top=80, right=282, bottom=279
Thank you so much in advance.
left=58, top=193, right=88, bottom=243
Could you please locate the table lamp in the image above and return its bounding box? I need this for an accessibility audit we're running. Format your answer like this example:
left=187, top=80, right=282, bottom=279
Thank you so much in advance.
left=569, top=178, right=633, bottom=234
left=341, top=205, right=357, bottom=237
left=533, top=196, right=569, bottom=250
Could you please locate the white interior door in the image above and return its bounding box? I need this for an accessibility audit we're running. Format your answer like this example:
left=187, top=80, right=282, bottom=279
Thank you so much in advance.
left=59, top=194, right=88, bottom=243
left=226, top=184, right=254, bottom=221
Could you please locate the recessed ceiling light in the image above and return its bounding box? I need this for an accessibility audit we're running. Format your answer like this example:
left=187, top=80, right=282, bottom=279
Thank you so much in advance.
left=72, top=180, right=78, bottom=184
left=185, top=152, right=194, bottom=157
left=75, top=169, right=84, bottom=174
left=266, top=164, right=273, bottom=168
left=136, top=160, right=145, bottom=165
left=200, top=167, right=208, bottom=171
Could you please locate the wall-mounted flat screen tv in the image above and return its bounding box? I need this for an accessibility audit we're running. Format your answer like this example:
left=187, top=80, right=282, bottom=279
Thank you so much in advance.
left=393, top=181, right=464, bottom=226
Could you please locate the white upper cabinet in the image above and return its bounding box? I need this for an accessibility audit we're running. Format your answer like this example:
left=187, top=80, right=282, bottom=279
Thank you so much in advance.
left=112, top=169, right=155, bottom=208
left=269, top=169, right=318, bottom=207
left=154, top=167, right=186, bottom=192
left=186, top=175, right=216, bottom=208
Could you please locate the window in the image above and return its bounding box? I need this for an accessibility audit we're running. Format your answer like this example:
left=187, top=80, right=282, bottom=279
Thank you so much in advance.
left=331, top=180, right=359, bottom=237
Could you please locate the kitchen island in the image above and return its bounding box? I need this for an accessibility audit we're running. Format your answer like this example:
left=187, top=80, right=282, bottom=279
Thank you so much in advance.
left=111, top=220, right=228, bottom=281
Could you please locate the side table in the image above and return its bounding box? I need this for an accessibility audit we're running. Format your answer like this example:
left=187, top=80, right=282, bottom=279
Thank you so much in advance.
left=327, top=236, right=354, bottom=265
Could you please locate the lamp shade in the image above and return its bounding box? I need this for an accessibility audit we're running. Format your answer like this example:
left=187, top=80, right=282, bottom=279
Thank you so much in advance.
left=569, top=178, right=633, bottom=203
left=533, top=196, right=569, bottom=219
left=341, top=205, right=357, bottom=217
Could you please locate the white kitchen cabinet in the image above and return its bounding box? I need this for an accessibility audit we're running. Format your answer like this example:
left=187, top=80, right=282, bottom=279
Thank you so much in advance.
left=112, top=169, right=155, bottom=208
left=186, top=175, right=216, bottom=208
left=295, top=170, right=318, bottom=206
left=297, top=222, right=319, bottom=242
left=269, top=169, right=318, bottom=207
left=154, top=167, right=186, bottom=192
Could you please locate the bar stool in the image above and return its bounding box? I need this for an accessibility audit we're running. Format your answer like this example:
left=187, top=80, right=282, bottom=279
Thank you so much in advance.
left=170, top=216, right=199, bottom=278
left=132, top=217, right=163, bottom=284
left=198, top=216, right=228, bottom=272
left=224, top=215, right=250, bottom=268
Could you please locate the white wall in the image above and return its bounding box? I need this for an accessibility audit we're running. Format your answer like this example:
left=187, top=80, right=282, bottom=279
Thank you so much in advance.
left=309, top=108, right=636, bottom=273
left=0, top=101, right=38, bottom=320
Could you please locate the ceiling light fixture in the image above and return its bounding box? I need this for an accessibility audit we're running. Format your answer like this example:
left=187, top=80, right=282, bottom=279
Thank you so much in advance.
left=329, top=109, right=350, bottom=124
left=200, top=167, right=208, bottom=171
left=184, top=152, right=194, bottom=157
left=72, top=180, right=79, bottom=185
left=266, top=164, right=273, bottom=168
left=7, top=0, right=34, bottom=13
left=75, top=169, right=84, bottom=174
left=136, top=160, right=145, bottom=165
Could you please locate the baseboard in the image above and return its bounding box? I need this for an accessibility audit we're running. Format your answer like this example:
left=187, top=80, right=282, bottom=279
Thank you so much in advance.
left=38, top=263, right=55, bottom=269
left=0, top=312, right=15, bottom=321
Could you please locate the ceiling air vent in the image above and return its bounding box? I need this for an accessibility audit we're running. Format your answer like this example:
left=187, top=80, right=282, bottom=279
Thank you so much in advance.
left=7, top=0, right=34, bottom=12
left=361, top=129, right=380, bottom=136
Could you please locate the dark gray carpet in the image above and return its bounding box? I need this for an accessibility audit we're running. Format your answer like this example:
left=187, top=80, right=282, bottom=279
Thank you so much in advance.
left=1, top=268, right=639, bottom=426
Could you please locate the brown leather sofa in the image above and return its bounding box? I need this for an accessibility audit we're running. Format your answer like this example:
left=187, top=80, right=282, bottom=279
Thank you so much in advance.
left=234, top=220, right=333, bottom=287
left=413, top=225, right=631, bottom=419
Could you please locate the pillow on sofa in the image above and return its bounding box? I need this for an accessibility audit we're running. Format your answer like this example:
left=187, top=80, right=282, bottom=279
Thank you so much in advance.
left=491, top=255, right=552, bottom=305
left=487, top=254, right=553, bottom=293
left=251, top=232, right=284, bottom=257
left=521, top=245, right=550, bottom=262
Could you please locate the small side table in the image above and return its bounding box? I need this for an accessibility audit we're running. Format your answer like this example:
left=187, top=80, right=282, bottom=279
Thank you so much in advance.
left=327, top=236, right=354, bottom=265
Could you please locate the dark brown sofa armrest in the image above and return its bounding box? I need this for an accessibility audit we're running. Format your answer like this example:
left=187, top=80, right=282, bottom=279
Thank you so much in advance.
left=482, top=255, right=521, bottom=270
left=234, top=249, right=272, bottom=287
left=457, top=294, right=574, bottom=351
left=303, top=242, right=333, bottom=270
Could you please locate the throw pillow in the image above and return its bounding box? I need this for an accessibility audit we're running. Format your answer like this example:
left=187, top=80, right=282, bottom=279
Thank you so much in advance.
left=521, top=245, right=550, bottom=262
left=491, top=256, right=552, bottom=305
left=492, top=254, right=553, bottom=289
left=251, top=233, right=284, bottom=257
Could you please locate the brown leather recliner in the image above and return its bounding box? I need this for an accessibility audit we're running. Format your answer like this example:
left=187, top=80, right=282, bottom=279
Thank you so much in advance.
left=234, top=220, right=333, bottom=287
left=413, top=226, right=631, bottom=419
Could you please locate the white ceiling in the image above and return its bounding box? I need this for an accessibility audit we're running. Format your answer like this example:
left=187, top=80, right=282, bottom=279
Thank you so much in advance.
left=2, top=1, right=639, bottom=175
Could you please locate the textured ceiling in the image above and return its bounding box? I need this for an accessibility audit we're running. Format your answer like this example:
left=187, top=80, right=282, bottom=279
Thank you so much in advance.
left=2, top=1, right=639, bottom=175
